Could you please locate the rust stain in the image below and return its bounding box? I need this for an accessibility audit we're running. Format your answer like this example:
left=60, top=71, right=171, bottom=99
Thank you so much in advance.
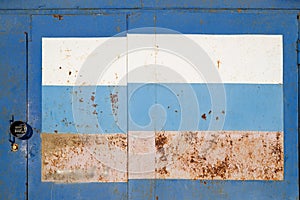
left=237, top=8, right=242, bottom=13
left=201, top=113, right=207, bottom=120
left=156, top=166, right=170, bottom=177
left=92, top=110, right=98, bottom=115
left=41, top=131, right=283, bottom=182
left=107, top=134, right=127, bottom=150
left=53, top=14, right=63, bottom=20
left=110, top=92, right=119, bottom=117
left=41, top=133, right=127, bottom=183
left=217, top=60, right=221, bottom=69
left=155, top=131, right=284, bottom=180
left=90, top=95, right=95, bottom=101
left=155, top=131, right=168, bottom=151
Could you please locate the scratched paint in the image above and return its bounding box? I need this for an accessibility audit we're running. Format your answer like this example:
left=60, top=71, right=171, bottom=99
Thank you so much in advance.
left=42, top=131, right=283, bottom=182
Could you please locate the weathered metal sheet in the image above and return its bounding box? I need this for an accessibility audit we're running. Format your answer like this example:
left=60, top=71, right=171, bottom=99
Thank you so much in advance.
left=26, top=11, right=299, bottom=200
left=42, top=131, right=283, bottom=182
left=41, top=133, right=127, bottom=183
left=155, top=131, right=283, bottom=180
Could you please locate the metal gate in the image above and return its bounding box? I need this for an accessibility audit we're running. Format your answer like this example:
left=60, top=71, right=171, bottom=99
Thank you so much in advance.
left=0, top=1, right=299, bottom=200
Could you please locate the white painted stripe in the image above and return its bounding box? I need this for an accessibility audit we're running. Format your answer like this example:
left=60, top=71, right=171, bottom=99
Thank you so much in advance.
left=128, top=34, right=283, bottom=84
left=42, top=37, right=127, bottom=86
left=42, top=35, right=282, bottom=86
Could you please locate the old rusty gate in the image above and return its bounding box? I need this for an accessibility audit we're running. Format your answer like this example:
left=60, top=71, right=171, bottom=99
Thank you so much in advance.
left=0, top=1, right=299, bottom=200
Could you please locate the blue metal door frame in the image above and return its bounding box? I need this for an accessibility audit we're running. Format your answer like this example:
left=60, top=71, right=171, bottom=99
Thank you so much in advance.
left=0, top=1, right=299, bottom=200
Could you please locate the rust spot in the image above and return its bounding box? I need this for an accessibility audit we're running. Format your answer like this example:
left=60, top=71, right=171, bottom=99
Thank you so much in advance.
left=53, top=14, right=63, bottom=20
left=237, top=8, right=242, bottom=13
left=201, top=113, right=207, bottom=120
left=217, top=60, right=221, bottom=69
left=79, top=98, right=84, bottom=102
left=116, top=26, right=121, bottom=32
left=156, top=166, right=170, bottom=176
left=91, top=95, right=95, bottom=101
left=155, top=131, right=168, bottom=150
left=216, top=116, right=219, bottom=120
left=110, top=92, right=119, bottom=118
left=59, top=66, right=62, bottom=69
left=156, top=196, right=159, bottom=200
left=92, top=110, right=98, bottom=115
left=107, top=134, right=127, bottom=150
left=92, top=104, right=98, bottom=108
left=221, top=110, right=225, bottom=114
left=54, top=130, right=58, bottom=134
left=69, top=71, right=72, bottom=76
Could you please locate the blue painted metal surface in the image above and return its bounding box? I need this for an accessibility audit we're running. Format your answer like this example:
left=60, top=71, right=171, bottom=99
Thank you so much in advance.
left=29, top=14, right=128, bottom=200
left=0, top=1, right=299, bottom=200
left=0, top=0, right=300, bottom=9
left=127, top=10, right=299, bottom=200
left=0, top=15, right=30, bottom=199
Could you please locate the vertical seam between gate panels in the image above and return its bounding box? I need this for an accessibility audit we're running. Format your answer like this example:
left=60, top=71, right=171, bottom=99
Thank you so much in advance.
left=24, top=31, right=29, bottom=200
left=126, top=13, right=129, bottom=200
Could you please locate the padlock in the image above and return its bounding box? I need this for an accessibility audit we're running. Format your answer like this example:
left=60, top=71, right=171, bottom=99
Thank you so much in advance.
left=10, top=121, right=33, bottom=140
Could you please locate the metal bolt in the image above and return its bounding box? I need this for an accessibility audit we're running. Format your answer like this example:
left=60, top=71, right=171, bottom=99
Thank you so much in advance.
left=11, top=143, right=18, bottom=152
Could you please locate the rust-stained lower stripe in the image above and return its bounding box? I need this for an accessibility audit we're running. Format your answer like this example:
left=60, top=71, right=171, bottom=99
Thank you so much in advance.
left=41, top=131, right=283, bottom=183
left=41, top=133, right=127, bottom=183
left=155, top=131, right=283, bottom=180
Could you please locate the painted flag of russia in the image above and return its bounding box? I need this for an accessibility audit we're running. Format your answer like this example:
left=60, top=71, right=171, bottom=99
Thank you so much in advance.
left=41, top=31, right=283, bottom=183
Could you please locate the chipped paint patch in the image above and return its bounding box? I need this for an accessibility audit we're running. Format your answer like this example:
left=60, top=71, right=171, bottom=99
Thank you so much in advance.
left=155, top=131, right=283, bottom=180
left=41, top=133, right=127, bottom=183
